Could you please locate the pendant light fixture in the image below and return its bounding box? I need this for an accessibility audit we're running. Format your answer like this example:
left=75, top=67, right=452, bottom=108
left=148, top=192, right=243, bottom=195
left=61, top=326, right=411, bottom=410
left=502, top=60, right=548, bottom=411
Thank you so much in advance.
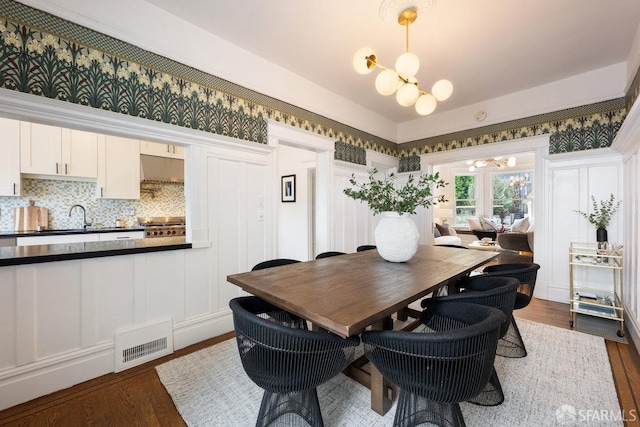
left=353, top=4, right=452, bottom=116
left=466, top=157, right=517, bottom=172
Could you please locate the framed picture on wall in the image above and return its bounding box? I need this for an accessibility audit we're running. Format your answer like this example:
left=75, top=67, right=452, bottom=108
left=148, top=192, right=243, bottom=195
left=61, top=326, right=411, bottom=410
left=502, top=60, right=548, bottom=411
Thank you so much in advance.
left=281, top=174, right=296, bottom=203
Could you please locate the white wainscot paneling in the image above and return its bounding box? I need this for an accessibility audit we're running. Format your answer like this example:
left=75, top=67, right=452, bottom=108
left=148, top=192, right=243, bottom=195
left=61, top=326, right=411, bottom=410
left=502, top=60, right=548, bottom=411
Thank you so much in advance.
left=0, top=248, right=208, bottom=411
left=184, top=247, right=214, bottom=319
left=333, top=166, right=374, bottom=252
left=0, top=267, right=17, bottom=370
left=215, top=158, right=244, bottom=310
left=331, top=172, right=350, bottom=251
left=246, top=163, right=268, bottom=269
left=545, top=153, right=623, bottom=303
left=32, top=262, right=82, bottom=360
left=205, top=155, right=267, bottom=313
left=92, top=256, right=135, bottom=343
left=549, top=168, right=582, bottom=295
left=140, top=251, right=185, bottom=321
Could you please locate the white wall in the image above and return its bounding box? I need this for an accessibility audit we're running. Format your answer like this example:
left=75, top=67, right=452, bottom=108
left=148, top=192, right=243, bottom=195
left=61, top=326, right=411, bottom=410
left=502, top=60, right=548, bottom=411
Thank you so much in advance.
left=276, top=145, right=316, bottom=261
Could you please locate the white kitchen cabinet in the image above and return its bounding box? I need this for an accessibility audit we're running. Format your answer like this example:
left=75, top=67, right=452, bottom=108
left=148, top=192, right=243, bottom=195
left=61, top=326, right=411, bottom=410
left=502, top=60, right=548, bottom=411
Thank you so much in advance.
left=63, top=129, right=98, bottom=178
left=20, top=122, right=97, bottom=179
left=140, top=140, right=184, bottom=159
left=0, top=117, right=22, bottom=196
left=98, top=230, right=144, bottom=241
left=16, top=230, right=144, bottom=246
left=97, top=135, right=140, bottom=199
left=16, top=233, right=101, bottom=246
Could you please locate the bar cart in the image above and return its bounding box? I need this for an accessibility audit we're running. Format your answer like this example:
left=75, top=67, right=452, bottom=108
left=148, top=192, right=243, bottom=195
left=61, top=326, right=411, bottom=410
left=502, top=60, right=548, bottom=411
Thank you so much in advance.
left=569, top=242, right=624, bottom=337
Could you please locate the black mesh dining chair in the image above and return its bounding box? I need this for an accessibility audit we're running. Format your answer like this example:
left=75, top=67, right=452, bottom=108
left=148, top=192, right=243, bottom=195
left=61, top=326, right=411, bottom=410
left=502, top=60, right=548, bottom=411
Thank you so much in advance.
left=356, top=245, right=377, bottom=252
left=362, top=301, right=505, bottom=427
left=315, top=251, right=346, bottom=259
left=479, top=262, right=541, bottom=358
left=422, top=276, right=519, bottom=406
left=230, top=296, right=360, bottom=427
left=251, top=259, right=308, bottom=329
left=252, top=258, right=300, bottom=270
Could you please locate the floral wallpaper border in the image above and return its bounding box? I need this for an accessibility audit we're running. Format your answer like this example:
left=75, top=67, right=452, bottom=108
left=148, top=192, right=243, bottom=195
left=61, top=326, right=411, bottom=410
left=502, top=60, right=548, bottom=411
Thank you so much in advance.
left=0, top=0, right=636, bottom=170
left=0, top=0, right=396, bottom=156
left=335, top=141, right=366, bottom=165
left=398, top=98, right=626, bottom=158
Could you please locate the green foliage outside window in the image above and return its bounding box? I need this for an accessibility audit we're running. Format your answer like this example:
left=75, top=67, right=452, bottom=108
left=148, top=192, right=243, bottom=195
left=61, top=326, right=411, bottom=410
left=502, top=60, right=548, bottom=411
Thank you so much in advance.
left=454, top=175, right=476, bottom=225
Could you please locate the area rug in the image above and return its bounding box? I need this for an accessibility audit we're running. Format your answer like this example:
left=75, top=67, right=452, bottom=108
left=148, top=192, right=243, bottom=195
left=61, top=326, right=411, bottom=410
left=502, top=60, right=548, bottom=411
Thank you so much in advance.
left=156, top=318, right=621, bottom=426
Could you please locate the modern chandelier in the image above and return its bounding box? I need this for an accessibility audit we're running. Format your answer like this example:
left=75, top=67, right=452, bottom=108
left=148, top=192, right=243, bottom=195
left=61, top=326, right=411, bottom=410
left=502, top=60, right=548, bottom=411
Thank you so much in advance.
left=466, top=157, right=516, bottom=172
left=352, top=6, right=453, bottom=116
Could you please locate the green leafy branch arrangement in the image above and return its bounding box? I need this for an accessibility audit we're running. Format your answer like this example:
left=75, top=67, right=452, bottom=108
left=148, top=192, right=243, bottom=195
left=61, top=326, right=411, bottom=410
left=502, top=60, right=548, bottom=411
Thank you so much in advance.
left=574, top=193, right=621, bottom=229
left=343, top=168, right=447, bottom=216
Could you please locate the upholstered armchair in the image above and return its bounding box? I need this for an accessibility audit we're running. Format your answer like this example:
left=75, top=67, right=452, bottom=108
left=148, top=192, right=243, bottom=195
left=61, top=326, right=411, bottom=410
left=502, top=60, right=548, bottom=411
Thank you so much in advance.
left=497, top=231, right=534, bottom=255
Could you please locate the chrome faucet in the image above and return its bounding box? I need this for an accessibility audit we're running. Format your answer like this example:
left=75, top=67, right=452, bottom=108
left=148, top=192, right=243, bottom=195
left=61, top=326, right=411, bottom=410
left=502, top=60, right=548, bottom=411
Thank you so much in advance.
left=68, top=204, right=91, bottom=229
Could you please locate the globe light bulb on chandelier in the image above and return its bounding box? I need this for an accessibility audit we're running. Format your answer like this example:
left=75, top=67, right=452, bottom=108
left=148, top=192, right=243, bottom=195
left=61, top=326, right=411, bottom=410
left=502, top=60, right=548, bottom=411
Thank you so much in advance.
left=352, top=7, right=453, bottom=116
left=375, top=69, right=400, bottom=95
left=397, top=80, right=420, bottom=106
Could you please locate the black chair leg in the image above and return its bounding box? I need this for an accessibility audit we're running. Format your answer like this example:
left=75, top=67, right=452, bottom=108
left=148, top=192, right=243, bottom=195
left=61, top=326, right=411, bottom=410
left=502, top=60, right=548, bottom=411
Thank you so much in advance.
left=467, top=366, right=504, bottom=406
left=256, top=389, right=324, bottom=427
left=394, top=389, right=466, bottom=427
left=497, top=316, right=527, bottom=358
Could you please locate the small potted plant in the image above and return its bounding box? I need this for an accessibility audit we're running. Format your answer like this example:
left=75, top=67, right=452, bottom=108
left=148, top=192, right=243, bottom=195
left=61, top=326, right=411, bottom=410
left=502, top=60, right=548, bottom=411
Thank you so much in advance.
left=343, top=168, right=447, bottom=262
left=574, top=193, right=621, bottom=242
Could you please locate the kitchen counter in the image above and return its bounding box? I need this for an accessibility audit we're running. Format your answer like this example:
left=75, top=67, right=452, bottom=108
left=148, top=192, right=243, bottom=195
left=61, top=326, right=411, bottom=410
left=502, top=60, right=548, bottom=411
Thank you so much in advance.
left=0, top=227, right=145, bottom=237
left=0, top=236, right=191, bottom=266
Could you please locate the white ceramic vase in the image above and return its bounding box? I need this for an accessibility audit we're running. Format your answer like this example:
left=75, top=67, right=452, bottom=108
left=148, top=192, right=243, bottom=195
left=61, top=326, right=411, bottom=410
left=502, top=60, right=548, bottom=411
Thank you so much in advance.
left=374, top=212, right=420, bottom=262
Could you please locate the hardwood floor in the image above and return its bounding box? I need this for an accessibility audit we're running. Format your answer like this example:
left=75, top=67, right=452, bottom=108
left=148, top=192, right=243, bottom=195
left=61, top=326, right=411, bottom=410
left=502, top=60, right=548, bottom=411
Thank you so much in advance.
left=1, top=300, right=639, bottom=426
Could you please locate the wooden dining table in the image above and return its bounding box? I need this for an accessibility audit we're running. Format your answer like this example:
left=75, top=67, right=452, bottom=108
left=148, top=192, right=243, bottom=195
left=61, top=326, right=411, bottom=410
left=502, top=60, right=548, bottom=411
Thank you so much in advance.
left=227, top=244, right=499, bottom=415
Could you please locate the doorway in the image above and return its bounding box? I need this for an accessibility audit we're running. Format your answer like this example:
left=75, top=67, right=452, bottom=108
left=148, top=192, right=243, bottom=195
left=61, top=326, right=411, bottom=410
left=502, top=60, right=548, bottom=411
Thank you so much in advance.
left=268, top=121, right=335, bottom=261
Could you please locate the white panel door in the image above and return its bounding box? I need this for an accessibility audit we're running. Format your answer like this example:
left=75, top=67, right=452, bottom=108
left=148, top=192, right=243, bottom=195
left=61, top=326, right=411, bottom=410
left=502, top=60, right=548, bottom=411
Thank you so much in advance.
left=216, top=158, right=243, bottom=311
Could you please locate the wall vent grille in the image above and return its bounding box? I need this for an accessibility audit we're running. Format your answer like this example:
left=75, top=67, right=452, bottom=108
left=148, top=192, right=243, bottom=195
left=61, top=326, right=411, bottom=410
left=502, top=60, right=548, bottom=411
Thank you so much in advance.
left=122, top=337, right=167, bottom=363
left=114, top=318, right=173, bottom=372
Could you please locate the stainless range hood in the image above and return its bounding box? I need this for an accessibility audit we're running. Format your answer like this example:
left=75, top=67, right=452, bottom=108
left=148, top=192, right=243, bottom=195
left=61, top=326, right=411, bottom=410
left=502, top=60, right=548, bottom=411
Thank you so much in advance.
left=140, top=155, right=184, bottom=183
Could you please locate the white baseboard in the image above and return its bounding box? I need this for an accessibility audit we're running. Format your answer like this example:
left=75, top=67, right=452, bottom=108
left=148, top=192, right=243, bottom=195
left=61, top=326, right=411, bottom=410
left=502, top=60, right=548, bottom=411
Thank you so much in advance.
left=624, top=310, right=640, bottom=355
left=0, top=312, right=234, bottom=412
left=0, top=344, right=114, bottom=411
left=173, top=310, right=234, bottom=350
left=545, top=283, right=569, bottom=304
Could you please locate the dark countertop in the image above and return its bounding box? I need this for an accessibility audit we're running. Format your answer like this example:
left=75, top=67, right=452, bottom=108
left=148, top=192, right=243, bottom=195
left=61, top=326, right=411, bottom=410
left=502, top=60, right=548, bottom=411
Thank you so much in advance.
left=0, top=227, right=145, bottom=238
left=0, top=236, right=191, bottom=266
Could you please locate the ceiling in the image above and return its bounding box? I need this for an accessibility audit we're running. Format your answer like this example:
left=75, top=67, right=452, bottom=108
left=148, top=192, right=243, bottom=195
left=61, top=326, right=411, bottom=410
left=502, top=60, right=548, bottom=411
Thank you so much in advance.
left=143, top=0, right=640, bottom=126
